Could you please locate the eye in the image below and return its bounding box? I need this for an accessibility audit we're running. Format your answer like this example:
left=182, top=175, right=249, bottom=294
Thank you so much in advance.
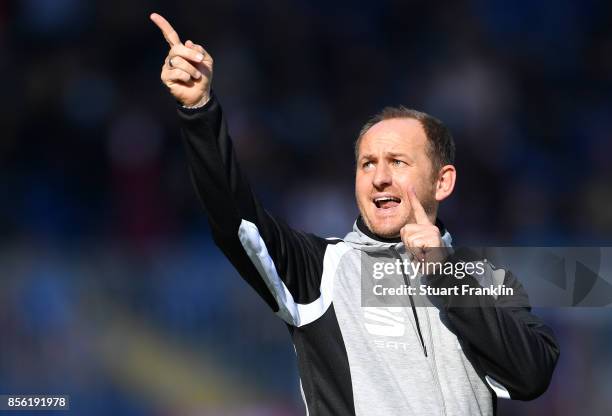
left=362, top=161, right=374, bottom=169
left=392, top=159, right=405, bottom=167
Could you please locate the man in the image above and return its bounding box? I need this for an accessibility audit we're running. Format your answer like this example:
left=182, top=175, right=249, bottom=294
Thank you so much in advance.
left=151, top=13, right=559, bottom=416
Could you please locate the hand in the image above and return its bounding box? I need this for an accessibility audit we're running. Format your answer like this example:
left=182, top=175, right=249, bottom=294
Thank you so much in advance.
left=150, top=13, right=213, bottom=107
left=400, top=187, right=447, bottom=263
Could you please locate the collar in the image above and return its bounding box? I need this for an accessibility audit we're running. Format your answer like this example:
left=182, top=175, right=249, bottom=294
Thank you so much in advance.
left=355, top=215, right=449, bottom=244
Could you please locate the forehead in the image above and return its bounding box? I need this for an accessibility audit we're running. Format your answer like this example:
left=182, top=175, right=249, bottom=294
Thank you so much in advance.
left=359, top=118, right=427, bottom=156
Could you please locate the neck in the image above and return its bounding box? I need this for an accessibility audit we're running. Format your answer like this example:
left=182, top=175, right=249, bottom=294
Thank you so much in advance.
left=356, top=217, right=402, bottom=243
left=356, top=216, right=447, bottom=244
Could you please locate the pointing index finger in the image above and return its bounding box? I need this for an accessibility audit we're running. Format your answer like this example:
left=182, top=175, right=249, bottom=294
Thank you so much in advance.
left=150, top=13, right=181, bottom=47
left=407, top=186, right=431, bottom=225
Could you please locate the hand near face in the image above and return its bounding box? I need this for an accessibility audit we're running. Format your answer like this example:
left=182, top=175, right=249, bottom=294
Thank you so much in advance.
left=150, top=13, right=213, bottom=107
left=400, top=187, right=447, bottom=263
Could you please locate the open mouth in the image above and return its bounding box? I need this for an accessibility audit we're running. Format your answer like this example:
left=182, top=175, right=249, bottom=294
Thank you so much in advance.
left=373, top=196, right=401, bottom=209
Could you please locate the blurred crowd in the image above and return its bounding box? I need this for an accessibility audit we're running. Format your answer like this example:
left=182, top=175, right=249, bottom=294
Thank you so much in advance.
left=2, top=0, right=612, bottom=415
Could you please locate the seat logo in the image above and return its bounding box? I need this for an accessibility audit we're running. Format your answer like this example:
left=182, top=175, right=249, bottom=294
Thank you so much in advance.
left=363, top=307, right=405, bottom=337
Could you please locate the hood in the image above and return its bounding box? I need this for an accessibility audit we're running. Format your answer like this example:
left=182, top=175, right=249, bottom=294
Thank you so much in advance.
left=343, top=216, right=453, bottom=253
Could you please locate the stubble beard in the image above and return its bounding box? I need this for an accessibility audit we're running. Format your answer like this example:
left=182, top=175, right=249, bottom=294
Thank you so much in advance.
left=357, top=187, right=438, bottom=239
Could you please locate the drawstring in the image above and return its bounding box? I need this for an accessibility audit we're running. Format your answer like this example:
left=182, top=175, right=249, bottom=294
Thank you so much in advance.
left=390, top=247, right=428, bottom=357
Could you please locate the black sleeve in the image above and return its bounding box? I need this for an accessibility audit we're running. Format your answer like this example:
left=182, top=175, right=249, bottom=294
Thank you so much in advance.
left=427, top=249, right=560, bottom=401
left=178, top=94, right=335, bottom=326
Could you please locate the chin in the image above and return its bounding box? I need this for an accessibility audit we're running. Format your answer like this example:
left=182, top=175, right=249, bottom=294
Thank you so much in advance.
left=367, top=219, right=402, bottom=239
left=374, top=227, right=401, bottom=239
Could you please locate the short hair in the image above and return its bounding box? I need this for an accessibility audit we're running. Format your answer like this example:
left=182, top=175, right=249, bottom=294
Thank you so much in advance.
left=354, top=106, right=455, bottom=176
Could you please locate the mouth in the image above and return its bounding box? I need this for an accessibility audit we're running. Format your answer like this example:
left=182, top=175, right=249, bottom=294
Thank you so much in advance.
left=373, top=196, right=401, bottom=210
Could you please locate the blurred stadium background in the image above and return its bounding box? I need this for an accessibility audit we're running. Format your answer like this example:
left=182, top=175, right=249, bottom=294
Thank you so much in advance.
left=2, top=0, right=612, bottom=414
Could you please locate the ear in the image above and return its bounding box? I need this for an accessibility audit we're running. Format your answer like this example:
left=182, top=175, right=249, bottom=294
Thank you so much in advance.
left=434, top=165, right=456, bottom=202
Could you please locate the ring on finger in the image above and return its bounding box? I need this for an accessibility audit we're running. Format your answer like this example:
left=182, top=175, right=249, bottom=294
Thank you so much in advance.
left=168, top=57, right=175, bottom=67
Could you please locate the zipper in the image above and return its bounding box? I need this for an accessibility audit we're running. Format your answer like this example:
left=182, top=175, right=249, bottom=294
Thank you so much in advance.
left=389, top=246, right=447, bottom=416
left=389, top=247, right=427, bottom=357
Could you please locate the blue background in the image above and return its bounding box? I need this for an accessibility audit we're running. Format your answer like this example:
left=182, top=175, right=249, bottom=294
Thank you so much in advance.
left=2, top=0, right=612, bottom=414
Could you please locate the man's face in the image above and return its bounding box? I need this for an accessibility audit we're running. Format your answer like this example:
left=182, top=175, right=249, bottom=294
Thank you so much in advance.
left=355, top=118, right=437, bottom=238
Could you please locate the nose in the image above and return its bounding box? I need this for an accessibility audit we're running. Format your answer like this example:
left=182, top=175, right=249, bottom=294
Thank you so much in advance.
left=372, top=162, right=392, bottom=189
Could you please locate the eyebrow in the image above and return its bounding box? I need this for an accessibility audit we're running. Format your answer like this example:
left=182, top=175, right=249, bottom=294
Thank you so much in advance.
left=360, top=152, right=409, bottom=160
left=358, top=151, right=416, bottom=167
left=359, top=153, right=375, bottom=161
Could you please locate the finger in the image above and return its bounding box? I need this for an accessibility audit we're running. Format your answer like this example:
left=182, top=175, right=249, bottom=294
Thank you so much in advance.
left=400, top=224, right=427, bottom=236
left=405, top=232, right=429, bottom=249
left=407, top=186, right=430, bottom=225
left=401, top=225, right=441, bottom=244
left=401, top=227, right=432, bottom=252
left=186, top=40, right=205, bottom=54
left=166, top=56, right=201, bottom=79
left=186, top=41, right=213, bottom=65
left=170, top=43, right=204, bottom=64
left=400, top=228, right=424, bottom=260
left=150, top=13, right=181, bottom=47
left=164, top=68, right=192, bottom=84
left=407, top=246, right=426, bottom=263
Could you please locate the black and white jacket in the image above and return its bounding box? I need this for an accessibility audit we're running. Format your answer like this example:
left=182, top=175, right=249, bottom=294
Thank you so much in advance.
left=178, top=94, right=560, bottom=416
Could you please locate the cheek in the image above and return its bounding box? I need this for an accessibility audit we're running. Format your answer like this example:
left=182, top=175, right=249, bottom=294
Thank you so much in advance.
left=400, top=168, right=430, bottom=190
left=393, top=171, right=416, bottom=191
left=355, top=175, right=369, bottom=199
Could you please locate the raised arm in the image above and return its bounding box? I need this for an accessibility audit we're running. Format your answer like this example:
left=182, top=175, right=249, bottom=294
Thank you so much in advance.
left=151, top=13, right=345, bottom=327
